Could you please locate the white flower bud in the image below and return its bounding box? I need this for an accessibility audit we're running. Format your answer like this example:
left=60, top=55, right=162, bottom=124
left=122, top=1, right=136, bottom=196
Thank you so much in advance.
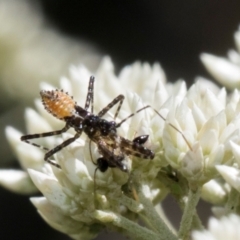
left=216, top=165, right=240, bottom=192
left=180, top=143, right=203, bottom=180
left=201, top=179, right=227, bottom=204
left=201, top=53, right=240, bottom=89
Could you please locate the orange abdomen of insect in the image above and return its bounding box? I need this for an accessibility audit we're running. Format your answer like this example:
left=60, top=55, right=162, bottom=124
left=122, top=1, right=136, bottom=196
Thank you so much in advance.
left=40, top=90, right=76, bottom=119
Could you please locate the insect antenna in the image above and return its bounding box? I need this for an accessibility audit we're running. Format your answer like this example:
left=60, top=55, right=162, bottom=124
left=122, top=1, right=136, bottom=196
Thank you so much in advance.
left=93, top=166, right=99, bottom=197
left=151, top=107, right=193, bottom=151
left=88, top=139, right=100, bottom=195
left=115, top=105, right=192, bottom=151
left=115, top=105, right=150, bottom=128
left=89, top=139, right=97, bottom=166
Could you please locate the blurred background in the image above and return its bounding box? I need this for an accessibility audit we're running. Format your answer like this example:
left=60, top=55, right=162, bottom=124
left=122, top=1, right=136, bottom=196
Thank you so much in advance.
left=1, top=0, right=240, bottom=239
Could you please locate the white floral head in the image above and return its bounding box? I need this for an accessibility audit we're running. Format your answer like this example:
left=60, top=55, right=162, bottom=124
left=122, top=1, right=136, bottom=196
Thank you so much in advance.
left=3, top=26, right=240, bottom=240
left=192, top=214, right=240, bottom=240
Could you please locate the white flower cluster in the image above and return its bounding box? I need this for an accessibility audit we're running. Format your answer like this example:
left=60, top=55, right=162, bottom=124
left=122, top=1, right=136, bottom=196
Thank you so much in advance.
left=3, top=26, right=240, bottom=240
left=192, top=214, right=240, bottom=240
left=4, top=58, right=172, bottom=239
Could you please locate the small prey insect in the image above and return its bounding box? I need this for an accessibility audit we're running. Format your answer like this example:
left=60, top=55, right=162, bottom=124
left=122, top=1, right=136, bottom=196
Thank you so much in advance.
left=21, top=76, right=155, bottom=174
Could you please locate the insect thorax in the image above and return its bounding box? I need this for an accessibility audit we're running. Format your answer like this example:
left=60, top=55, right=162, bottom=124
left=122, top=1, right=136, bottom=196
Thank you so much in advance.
left=82, top=115, right=117, bottom=138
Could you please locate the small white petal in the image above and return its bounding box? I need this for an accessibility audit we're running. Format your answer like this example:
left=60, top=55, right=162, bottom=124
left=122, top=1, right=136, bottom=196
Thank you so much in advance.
left=173, top=80, right=187, bottom=97
left=227, top=49, right=240, bottom=65
left=125, top=92, right=147, bottom=136
left=141, top=184, right=155, bottom=200
left=5, top=126, right=22, bottom=150
left=176, top=100, right=197, bottom=139
left=207, top=144, right=224, bottom=168
left=216, top=165, right=240, bottom=192
left=202, top=89, right=224, bottom=117
left=230, top=141, right=240, bottom=166
left=153, top=81, right=169, bottom=109
left=194, top=76, right=220, bottom=95
left=220, top=122, right=239, bottom=144
left=152, top=62, right=167, bottom=84
left=39, top=82, right=56, bottom=91
left=217, top=88, right=227, bottom=106
left=228, top=89, right=240, bottom=107
left=201, top=179, right=227, bottom=204
left=6, top=126, right=44, bottom=170
left=59, top=76, right=73, bottom=94
left=96, top=57, right=116, bottom=83
left=68, top=65, right=91, bottom=102
left=28, top=169, right=69, bottom=208
left=31, top=197, right=79, bottom=230
left=199, top=129, right=219, bottom=155
left=234, top=30, right=240, bottom=53
left=198, top=112, right=226, bottom=153
left=0, top=170, right=37, bottom=194
left=192, top=230, right=214, bottom=240
left=61, top=157, right=92, bottom=189
left=191, top=102, right=206, bottom=131
left=69, top=64, right=90, bottom=82
left=181, top=143, right=204, bottom=179
left=17, top=145, right=43, bottom=170
left=201, top=53, right=240, bottom=89
left=25, top=108, right=52, bottom=134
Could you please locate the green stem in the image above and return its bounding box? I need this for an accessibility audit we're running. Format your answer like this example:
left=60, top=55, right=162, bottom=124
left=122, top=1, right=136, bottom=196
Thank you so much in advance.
left=192, top=214, right=204, bottom=231
left=158, top=171, right=203, bottom=231
left=94, top=210, right=160, bottom=240
left=155, top=204, right=177, bottom=234
left=178, top=187, right=201, bottom=240
left=138, top=188, right=177, bottom=240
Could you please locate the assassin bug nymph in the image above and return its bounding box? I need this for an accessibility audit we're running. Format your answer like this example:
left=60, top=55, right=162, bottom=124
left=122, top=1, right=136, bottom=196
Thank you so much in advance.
left=21, top=76, right=160, bottom=175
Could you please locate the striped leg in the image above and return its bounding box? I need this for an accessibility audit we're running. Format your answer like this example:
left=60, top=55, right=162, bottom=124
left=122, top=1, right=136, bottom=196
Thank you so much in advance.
left=84, top=76, right=95, bottom=113
left=98, top=94, right=125, bottom=119
left=20, top=125, right=70, bottom=151
left=44, top=133, right=81, bottom=168
left=115, top=105, right=151, bottom=128
left=21, top=125, right=70, bottom=168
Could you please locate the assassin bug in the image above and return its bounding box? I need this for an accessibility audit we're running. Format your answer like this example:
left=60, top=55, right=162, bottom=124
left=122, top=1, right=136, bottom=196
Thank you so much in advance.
left=21, top=76, right=158, bottom=174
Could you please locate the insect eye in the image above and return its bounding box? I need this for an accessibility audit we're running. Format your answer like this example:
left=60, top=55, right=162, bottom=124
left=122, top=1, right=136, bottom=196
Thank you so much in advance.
left=97, top=158, right=108, bottom=172
left=133, top=135, right=149, bottom=145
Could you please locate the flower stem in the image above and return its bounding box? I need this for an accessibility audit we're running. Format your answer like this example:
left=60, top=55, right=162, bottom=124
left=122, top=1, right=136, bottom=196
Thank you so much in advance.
left=94, top=210, right=160, bottom=240
left=155, top=204, right=177, bottom=234
left=192, top=213, right=204, bottom=230
left=138, top=186, right=177, bottom=240
left=178, top=187, right=201, bottom=240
